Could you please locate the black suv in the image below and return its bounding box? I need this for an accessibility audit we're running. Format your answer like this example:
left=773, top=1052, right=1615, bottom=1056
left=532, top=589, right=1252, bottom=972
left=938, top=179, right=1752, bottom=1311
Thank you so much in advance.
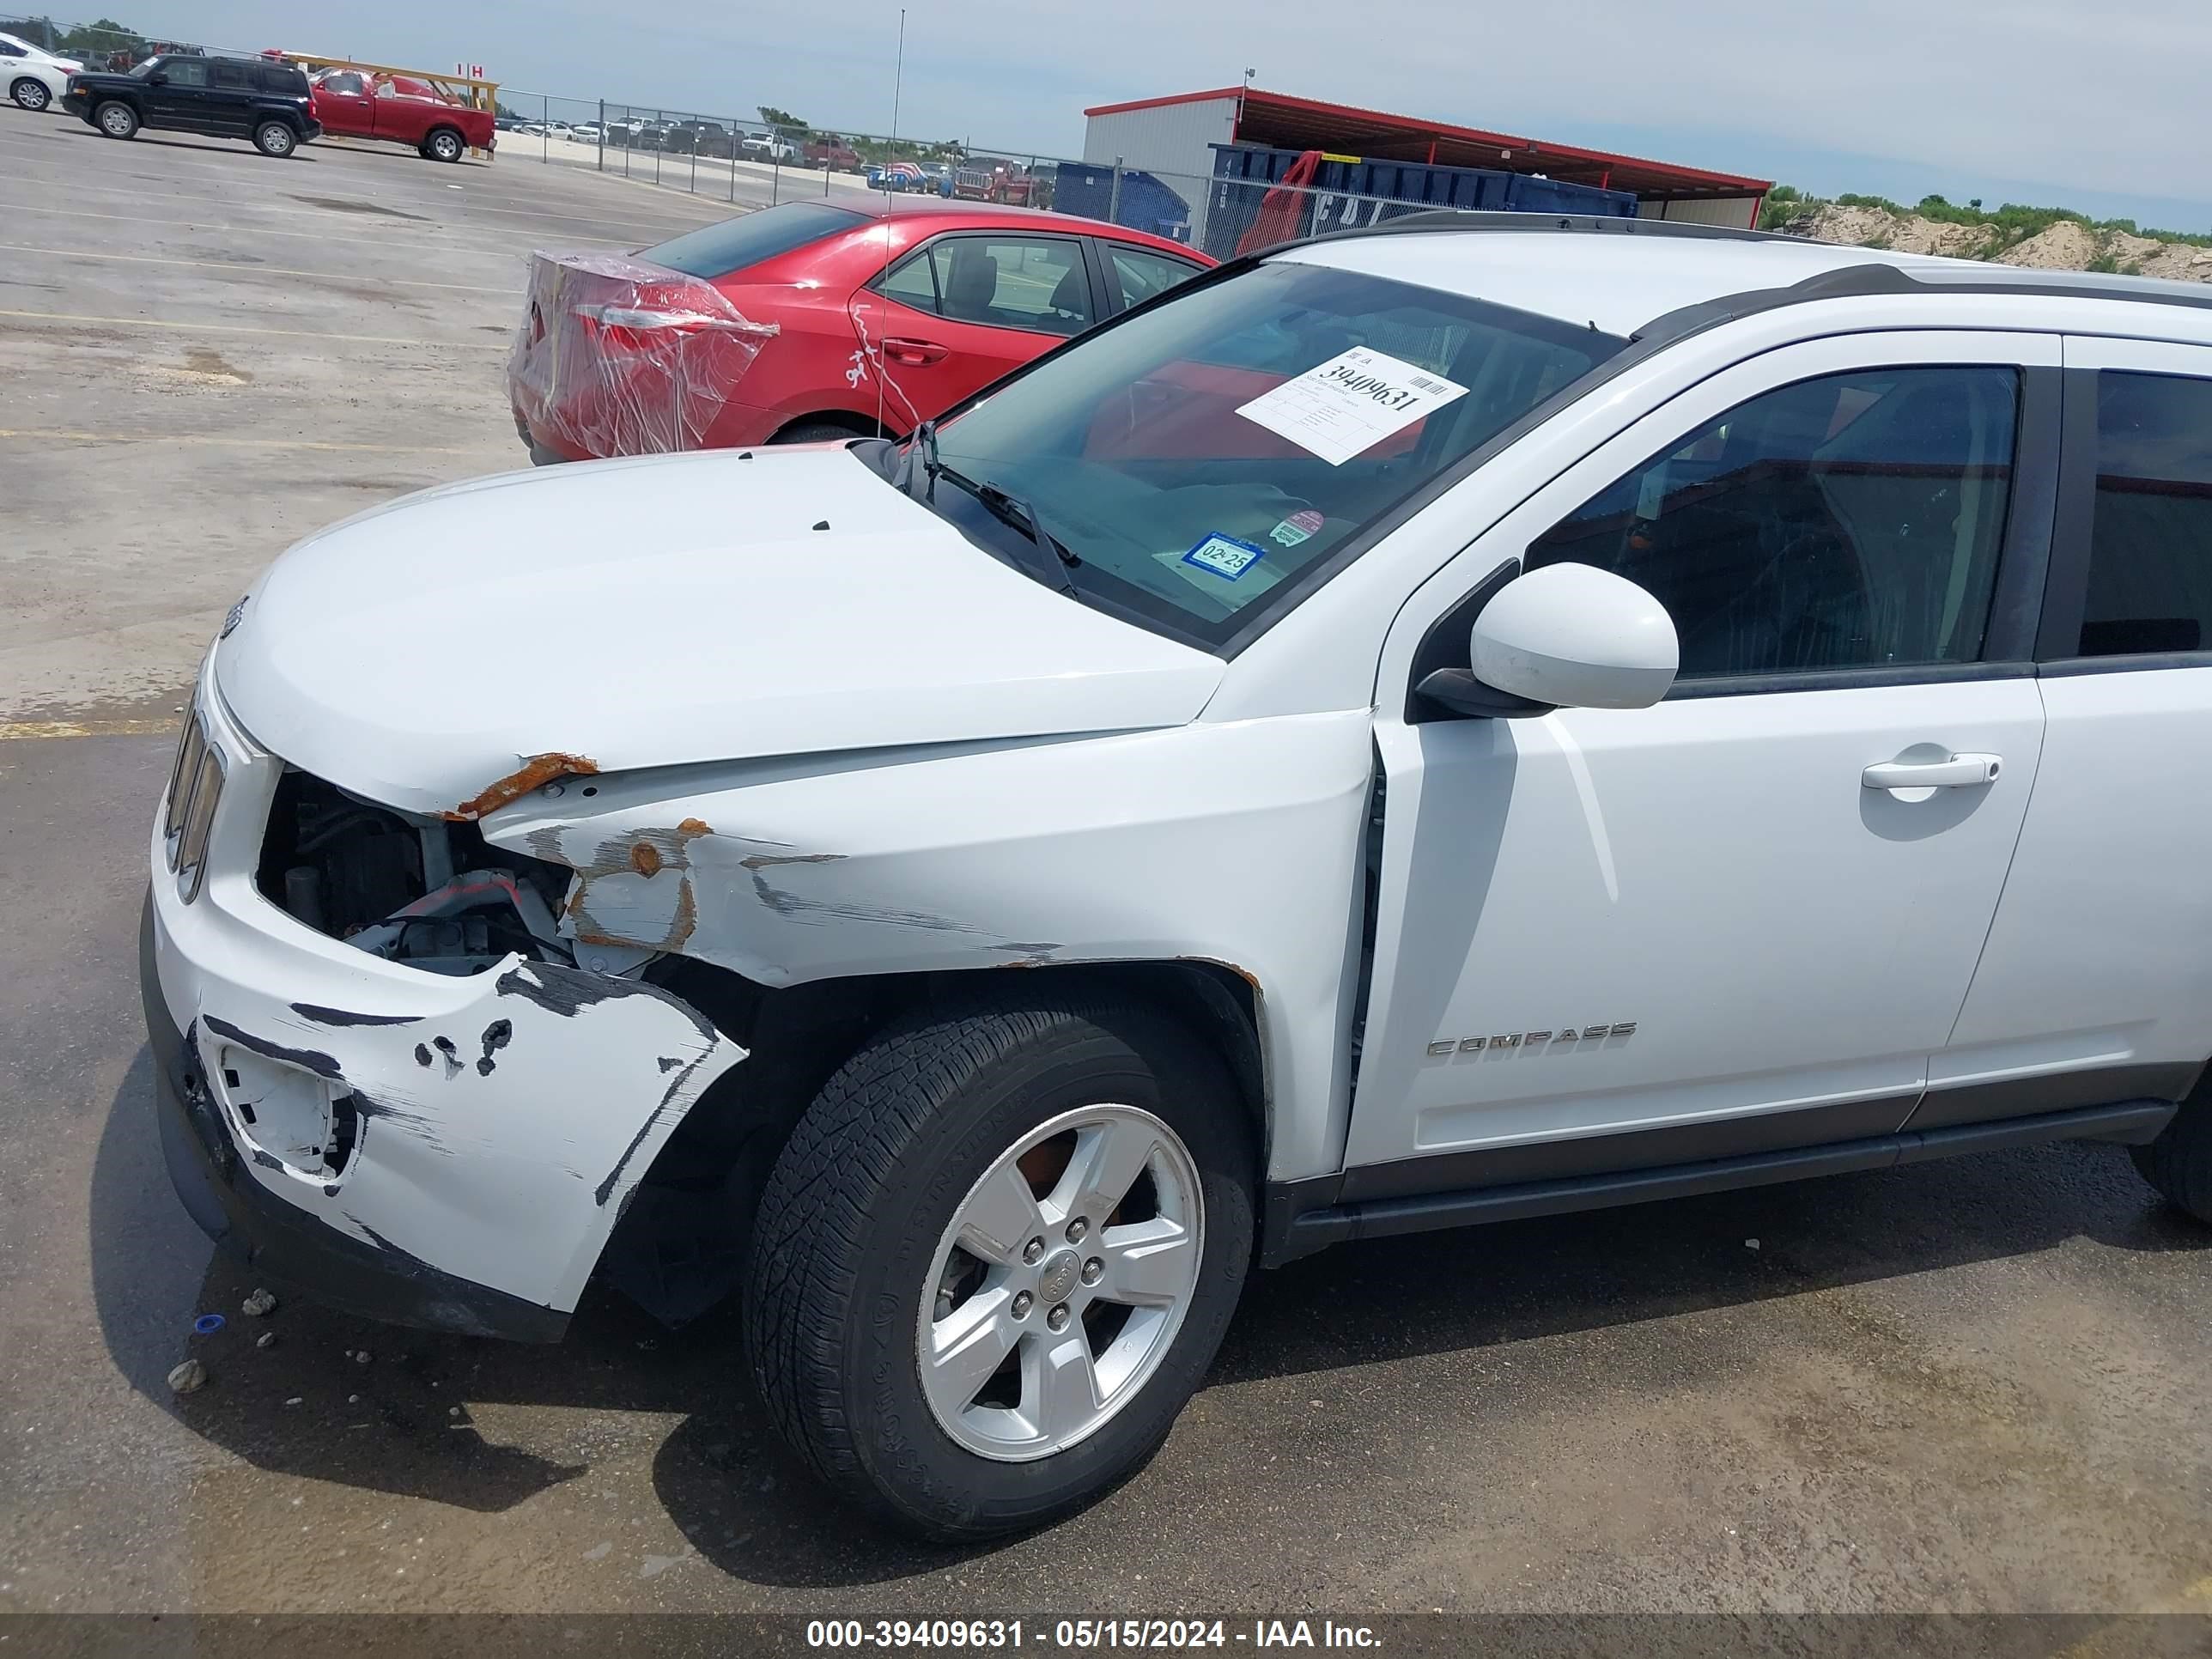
left=63, top=53, right=320, bottom=157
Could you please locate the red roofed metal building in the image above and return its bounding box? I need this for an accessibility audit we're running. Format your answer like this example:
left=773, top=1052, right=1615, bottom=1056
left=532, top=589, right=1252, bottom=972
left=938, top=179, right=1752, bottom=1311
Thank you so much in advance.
left=1080, top=86, right=1771, bottom=252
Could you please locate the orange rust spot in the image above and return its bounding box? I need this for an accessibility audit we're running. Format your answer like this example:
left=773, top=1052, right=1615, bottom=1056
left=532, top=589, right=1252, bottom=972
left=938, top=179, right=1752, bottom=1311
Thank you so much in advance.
left=447, top=753, right=599, bottom=822
left=568, top=875, right=696, bottom=955
left=631, top=841, right=663, bottom=878
left=677, top=817, right=712, bottom=837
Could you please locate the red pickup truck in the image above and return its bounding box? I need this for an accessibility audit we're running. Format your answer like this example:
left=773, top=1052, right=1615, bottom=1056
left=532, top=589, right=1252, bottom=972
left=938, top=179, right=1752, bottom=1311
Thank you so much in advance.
left=309, top=70, right=495, bottom=162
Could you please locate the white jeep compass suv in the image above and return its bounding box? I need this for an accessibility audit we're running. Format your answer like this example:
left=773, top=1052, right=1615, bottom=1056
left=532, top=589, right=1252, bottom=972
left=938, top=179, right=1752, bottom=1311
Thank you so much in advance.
left=143, top=212, right=2212, bottom=1539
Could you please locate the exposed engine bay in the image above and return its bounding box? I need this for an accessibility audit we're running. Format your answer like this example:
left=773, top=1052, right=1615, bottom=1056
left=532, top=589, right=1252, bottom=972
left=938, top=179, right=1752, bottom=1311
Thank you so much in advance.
left=255, top=769, right=580, bottom=975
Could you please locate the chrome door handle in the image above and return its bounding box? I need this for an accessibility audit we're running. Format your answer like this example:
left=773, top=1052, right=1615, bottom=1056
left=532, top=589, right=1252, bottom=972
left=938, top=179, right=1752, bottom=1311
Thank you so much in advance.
left=1862, top=753, right=2002, bottom=790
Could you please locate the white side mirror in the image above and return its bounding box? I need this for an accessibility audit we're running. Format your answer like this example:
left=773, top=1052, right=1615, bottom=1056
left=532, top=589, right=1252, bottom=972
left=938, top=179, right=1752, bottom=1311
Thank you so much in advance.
left=1470, top=562, right=1679, bottom=710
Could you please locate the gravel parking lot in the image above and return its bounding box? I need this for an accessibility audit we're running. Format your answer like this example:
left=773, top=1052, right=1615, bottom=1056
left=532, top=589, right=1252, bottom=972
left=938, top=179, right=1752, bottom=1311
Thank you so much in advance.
left=0, top=112, right=732, bottom=725
left=5, top=102, right=2212, bottom=1628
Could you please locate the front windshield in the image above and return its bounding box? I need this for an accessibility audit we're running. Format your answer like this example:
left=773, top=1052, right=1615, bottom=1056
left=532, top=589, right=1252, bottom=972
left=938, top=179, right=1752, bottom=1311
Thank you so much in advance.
left=918, top=258, right=1626, bottom=648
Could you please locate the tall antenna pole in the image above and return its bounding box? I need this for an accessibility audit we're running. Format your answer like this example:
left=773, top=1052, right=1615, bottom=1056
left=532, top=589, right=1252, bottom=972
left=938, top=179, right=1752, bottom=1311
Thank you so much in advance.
left=890, top=9, right=907, bottom=145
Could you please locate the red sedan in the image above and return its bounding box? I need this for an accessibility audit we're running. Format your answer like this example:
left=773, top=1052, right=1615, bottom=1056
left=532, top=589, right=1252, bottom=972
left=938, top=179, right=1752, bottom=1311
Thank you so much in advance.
left=509, top=198, right=1212, bottom=462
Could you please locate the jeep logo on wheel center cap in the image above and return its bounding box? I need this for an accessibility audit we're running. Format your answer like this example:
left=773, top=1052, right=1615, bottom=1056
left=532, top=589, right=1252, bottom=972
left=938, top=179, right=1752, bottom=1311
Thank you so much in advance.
left=1036, top=1249, right=1082, bottom=1304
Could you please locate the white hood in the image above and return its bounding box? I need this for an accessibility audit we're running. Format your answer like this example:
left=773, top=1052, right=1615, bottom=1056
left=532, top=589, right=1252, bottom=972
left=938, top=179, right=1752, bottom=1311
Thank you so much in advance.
left=217, top=448, right=1223, bottom=818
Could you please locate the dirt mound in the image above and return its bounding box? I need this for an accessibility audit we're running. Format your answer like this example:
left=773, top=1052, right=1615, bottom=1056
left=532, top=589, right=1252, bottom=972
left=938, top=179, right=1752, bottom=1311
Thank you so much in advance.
left=1997, top=220, right=2102, bottom=270
left=1786, top=202, right=2212, bottom=284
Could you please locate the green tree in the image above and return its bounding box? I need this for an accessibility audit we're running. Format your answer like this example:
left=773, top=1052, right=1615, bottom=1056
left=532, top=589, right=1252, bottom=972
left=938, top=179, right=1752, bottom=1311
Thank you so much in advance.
left=757, top=106, right=805, bottom=131
left=56, top=15, right=143, bottom=57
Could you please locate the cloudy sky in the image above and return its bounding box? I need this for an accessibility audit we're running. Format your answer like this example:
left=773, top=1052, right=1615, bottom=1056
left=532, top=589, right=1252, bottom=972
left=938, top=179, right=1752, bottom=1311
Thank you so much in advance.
left=125, top=0, right=2212, bottom=231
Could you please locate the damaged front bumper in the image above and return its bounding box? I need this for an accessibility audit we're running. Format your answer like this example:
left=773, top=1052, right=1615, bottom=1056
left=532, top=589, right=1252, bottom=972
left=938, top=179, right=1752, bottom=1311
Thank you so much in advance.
left=143, top=898, right=571, bottom=1340
left=140, top=664, right=744, bottom=1338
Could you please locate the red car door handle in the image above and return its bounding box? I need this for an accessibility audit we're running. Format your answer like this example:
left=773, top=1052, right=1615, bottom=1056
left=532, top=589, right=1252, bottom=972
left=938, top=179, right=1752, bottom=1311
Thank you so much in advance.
left=881, top=337, right=947, bottom=365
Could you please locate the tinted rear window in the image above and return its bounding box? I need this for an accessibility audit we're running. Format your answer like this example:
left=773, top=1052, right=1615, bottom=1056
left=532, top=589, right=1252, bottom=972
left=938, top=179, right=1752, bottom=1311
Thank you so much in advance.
left=641, top=202, right=860, bottom=279
left=258, top=63, right=308, bottom=94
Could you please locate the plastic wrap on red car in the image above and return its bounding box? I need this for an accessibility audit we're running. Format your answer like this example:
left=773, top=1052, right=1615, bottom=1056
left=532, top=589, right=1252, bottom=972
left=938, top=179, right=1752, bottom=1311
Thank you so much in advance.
left=507, top=250, right=779, bottom=459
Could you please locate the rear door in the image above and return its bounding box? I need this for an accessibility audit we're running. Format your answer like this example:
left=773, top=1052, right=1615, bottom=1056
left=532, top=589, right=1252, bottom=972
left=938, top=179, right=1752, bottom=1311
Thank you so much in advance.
left=203, top=58, right=254, bottom=136
left=850, top=231, right=1099, bottom=430
left=1930, top=337, right=2212, bottom=1125
left=1099, top=240, right=1206, bottom=314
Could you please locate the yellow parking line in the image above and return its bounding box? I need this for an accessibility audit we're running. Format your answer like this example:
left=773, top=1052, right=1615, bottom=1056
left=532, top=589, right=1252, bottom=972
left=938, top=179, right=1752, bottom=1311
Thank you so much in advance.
left=0, top=200, right=530, bottom=255
left=0, top=311, right=509, bottom=349
left=0, top=719, right=178, bottom=740
left=0, top=245, right=523, bottom=294
left=0, top=427, right=475, bottom=453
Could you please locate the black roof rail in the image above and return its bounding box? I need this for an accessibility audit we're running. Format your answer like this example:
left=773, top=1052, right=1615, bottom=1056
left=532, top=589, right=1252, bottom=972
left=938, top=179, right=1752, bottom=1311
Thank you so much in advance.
left=1289, top=209, right=2212, bottom=323
left=1632, top=254, right=2212, bottom=343
left=1312, top=209, right=1794, bottom=245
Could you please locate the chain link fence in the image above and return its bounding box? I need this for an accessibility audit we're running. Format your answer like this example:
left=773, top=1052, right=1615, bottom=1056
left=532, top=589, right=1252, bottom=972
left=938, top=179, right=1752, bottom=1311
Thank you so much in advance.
left=489, top=94, right=1458, bottom=262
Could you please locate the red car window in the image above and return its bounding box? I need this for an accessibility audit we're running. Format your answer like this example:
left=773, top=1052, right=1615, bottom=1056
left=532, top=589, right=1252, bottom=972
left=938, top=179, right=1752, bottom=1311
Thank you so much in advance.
left=885, top=236, right=1093, bottom=337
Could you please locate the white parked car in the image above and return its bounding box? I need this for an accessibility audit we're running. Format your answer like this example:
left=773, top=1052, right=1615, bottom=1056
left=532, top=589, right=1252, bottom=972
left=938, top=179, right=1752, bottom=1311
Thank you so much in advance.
left=571, top=122, right=600, bottom=142
left=740, top=131, right=797, bottom=161
left=144, top=215, right=2212, bottom=1540
left=0, top=30, right=82, bottom=111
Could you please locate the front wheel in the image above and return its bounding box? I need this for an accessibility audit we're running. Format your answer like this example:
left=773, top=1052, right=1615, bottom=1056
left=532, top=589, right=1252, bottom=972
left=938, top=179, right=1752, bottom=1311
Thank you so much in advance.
left=252, top=119, right=296, bottom=158
left=93, top=100, right=137, bottom=139
left=10, top=76, right=51, bottom=112
left=744, top=991, right=1255, bottom=1540
left=423, top=127, right=463, bottom=163
left=2131, top=1093, right=2212, bottom=1223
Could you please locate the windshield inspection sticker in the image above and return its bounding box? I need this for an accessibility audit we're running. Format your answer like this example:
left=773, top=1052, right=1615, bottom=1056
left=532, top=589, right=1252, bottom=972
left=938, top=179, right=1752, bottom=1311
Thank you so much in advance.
left=1182, top=533, right=1270, bottom=580
left=1270, top=508, right=1325, bottom=547
left=1236, top=346, right=1469, bottom=466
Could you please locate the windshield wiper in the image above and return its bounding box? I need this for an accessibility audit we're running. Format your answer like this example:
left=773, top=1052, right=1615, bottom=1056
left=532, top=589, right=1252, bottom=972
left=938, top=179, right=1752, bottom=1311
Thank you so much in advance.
left=902, top=418, right=941, bottom=501
left=958, top=477, right=1080, bottom=596
left=901, top=427, right=1080, bottom=597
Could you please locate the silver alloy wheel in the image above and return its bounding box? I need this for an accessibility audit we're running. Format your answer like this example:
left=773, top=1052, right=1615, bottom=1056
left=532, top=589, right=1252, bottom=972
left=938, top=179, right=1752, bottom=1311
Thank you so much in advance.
left=917, top=1103, right=1204, bottom=1462
left=13, top=78, right=49, bottom=111
left=430, top=130, right=460, bottom=161
left=259, top=123, right=293, bottom=155
left=98, top=103, right=132, bottom=136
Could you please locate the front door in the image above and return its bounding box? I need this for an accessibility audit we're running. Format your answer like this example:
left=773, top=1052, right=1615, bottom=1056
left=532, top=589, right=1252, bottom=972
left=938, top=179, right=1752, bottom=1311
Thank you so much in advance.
left=141, top=56, right=211, bottom=130
left=850, top=232, right=1098, bottom=431
left=1345, top=331, right=2058, bottom=1193
left=312, top=70, right=374, bottom=137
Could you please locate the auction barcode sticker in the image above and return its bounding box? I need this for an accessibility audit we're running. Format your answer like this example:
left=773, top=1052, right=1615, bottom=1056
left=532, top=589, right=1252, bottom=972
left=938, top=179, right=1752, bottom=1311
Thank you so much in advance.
left=1234, top=346, right=1469, bottom=466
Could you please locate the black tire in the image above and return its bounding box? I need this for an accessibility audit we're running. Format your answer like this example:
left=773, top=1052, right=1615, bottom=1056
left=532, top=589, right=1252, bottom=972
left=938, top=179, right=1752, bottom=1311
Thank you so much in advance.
left=769, top=421, right=872, bottom=445
left=424, top=126, right=463, bottom=163
left=744, top=989, right=1255, bottom=1540
left=252, top=119, right=296, bottom=158
left=10, top=76, right=51, bottom=112
left=2131, top=1097, right=2212, bottom=1222
left=93, top=100, right=137, bottom=140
